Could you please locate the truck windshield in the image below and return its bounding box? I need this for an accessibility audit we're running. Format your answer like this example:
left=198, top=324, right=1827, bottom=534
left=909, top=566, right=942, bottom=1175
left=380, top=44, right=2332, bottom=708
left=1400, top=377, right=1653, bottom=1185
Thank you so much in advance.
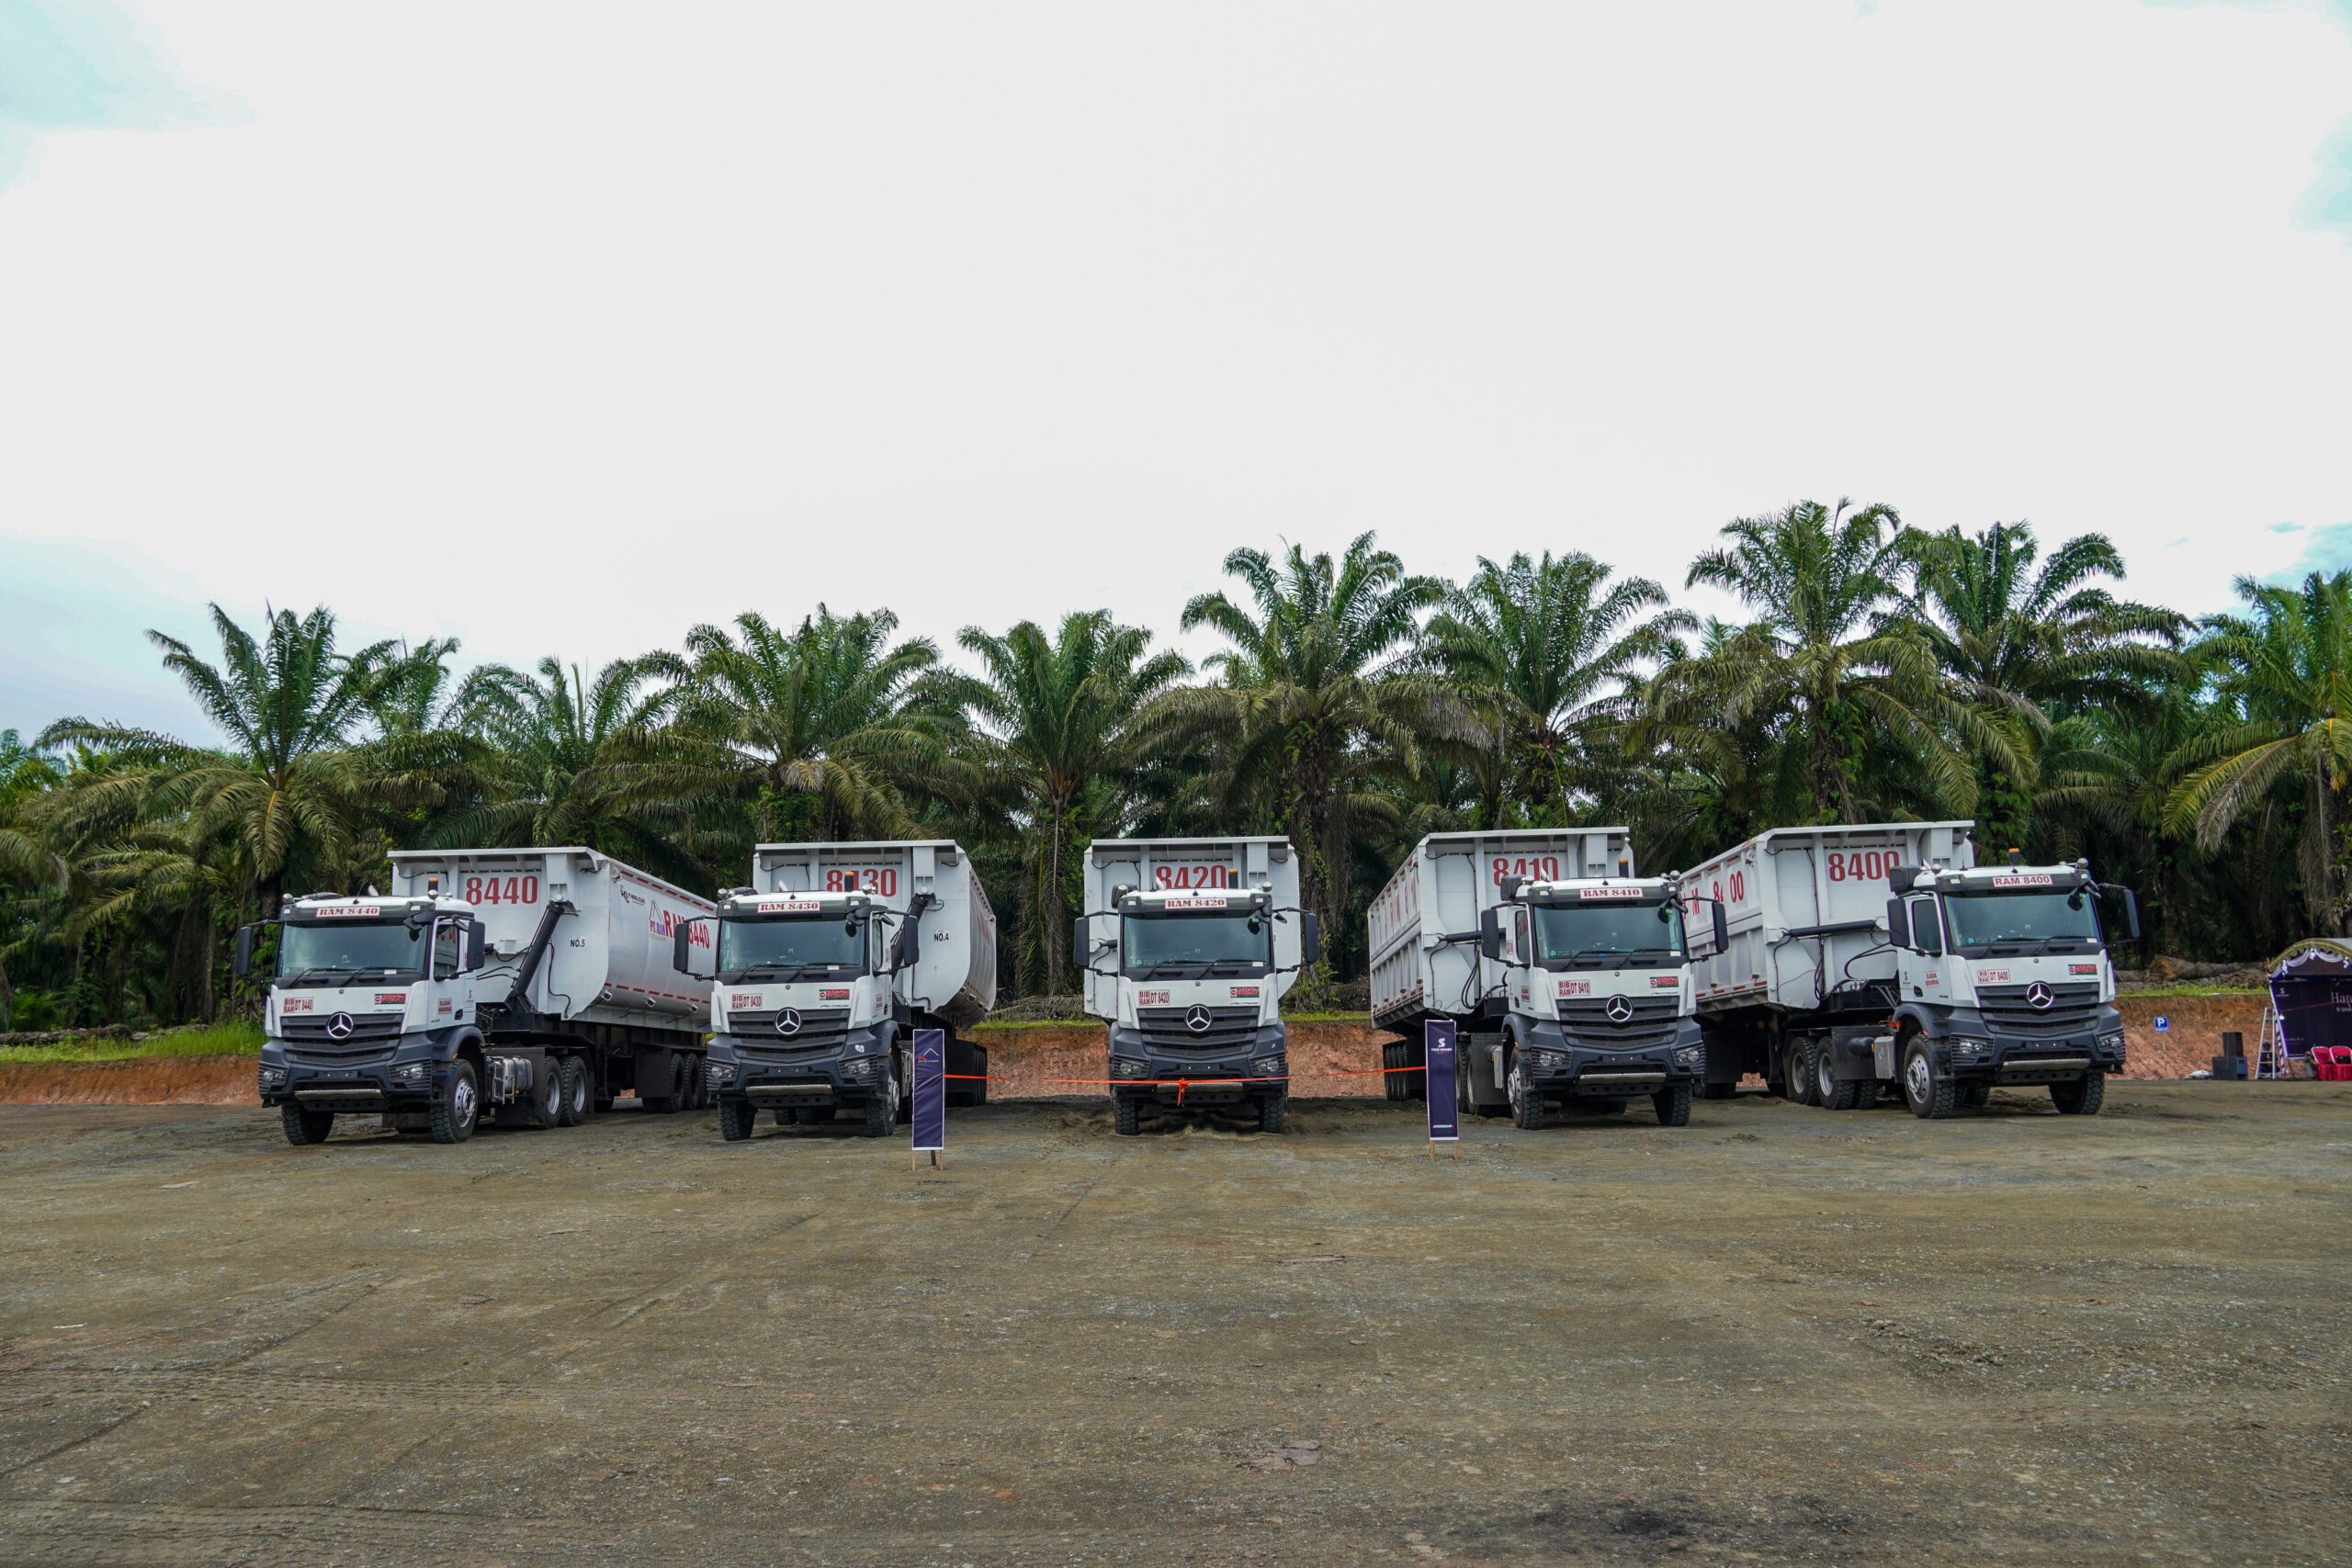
left=1943, top=888, right=2102, bottom=952
left=1532, top=902, right=1685, bottom=967
left=277, top=920, right=424, bottom=984
left=1122, top=912, right=1271, bottom=977
left=718, top=916, right=866, bottom=978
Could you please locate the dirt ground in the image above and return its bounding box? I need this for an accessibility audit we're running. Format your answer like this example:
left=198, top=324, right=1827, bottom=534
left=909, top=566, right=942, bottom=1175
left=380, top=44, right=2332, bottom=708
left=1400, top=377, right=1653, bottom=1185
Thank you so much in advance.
left=1, top=1083, right=2346, bottom=1567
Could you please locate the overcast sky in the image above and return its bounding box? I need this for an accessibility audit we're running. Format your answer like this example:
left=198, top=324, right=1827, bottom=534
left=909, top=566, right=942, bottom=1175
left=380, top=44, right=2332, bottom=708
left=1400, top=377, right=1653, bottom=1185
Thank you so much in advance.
left=5, top=0, right=2349, bottom=744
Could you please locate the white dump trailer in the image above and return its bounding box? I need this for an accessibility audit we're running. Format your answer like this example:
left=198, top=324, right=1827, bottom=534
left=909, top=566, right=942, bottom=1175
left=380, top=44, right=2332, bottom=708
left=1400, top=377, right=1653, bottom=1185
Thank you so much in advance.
left=1690, top=822, right=2139, bottom=1117
left=698, top=840, right=998, bottom=1140
left=243, top=847, right=716, bottom=1145
left=1367, top=829, right=1713, bottom=1127
left=1076, top=837, right=1317, bottom=1134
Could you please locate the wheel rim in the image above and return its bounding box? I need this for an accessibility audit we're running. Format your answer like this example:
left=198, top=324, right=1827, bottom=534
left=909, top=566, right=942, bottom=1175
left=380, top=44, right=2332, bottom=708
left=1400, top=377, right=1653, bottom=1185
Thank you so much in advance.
left=1905, top=1053, right=1931, bottom=1103
left=569, top=1073, right=586, bottom=1116
left=1817, top=1050, right=1836, bottom=1100
left=452, top=1075, right=477, bottom=1128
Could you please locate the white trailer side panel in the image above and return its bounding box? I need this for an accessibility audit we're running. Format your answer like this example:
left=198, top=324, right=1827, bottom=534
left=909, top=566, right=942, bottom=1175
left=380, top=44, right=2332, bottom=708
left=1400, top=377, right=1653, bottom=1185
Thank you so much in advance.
left=1080, top=838, right=1303, bottom=1016
left=752, top=840, right=998, bottom=1028
left=386, top=848, right=715, bottom=1029
left=1368, top=829, right=1635, bottom=1030
left=1688, top=822, right=1975, bottom=1015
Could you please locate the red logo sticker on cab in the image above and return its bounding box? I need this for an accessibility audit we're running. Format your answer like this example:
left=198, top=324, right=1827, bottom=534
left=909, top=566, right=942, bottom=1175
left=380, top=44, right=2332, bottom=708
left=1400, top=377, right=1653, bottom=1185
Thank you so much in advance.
left=437, top=998, right=452, bottom=1014
left=282, top=998, right=313, bottom=1012
left=374, top=992, right=406, bottom=1006
left=729, top=993, right=763, bottom=1010
left=820, top=987, right=851, bottom=1000
left=1229, top=986, right=1261, bottom=998
left=1649, top=975, right=1679, bottom=988
left=2069, top=963, right=2098, bottom=976
left=1557, top=979, right=1591, bottom=997
left=1138, top=989, right=1170, bottom=1006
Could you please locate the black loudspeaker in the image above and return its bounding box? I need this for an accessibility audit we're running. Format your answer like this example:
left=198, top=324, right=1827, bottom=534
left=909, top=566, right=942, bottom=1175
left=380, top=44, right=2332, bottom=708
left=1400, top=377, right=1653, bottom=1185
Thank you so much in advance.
left=2221, top=1032, right=2244, bottom=1058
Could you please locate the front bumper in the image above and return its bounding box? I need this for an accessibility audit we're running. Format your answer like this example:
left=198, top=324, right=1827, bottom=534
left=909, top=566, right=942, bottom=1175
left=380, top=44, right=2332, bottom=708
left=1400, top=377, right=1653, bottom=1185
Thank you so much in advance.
left=1924, top=1005, right=2128, bottom=1082
left=1513, top=1019, right=1705, bottom=1094
left=708, top=1028, right=891, bottom=1104
left=259, top=1032, right=448, bottom=1110
left=1106, top=1021, right=1289, bottom=1104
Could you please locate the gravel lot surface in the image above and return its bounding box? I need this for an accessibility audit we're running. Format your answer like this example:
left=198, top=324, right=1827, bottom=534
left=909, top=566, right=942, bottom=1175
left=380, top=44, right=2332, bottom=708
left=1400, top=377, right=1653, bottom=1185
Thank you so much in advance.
left=1, top=1083, right=2346, bottom=1566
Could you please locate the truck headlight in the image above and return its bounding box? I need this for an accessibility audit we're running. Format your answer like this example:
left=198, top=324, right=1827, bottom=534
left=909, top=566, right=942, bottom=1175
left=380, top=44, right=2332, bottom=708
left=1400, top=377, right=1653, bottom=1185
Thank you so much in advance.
left=1672, top=1045, right=1702, bottom=1067
left=390, top=1061, right=430, bottom=1085
left=1113, top=1058, right=1148, bottom=1078
left=707, top=1061, right=737, bottom=1087
left=259, top=1065, right=287, bottom=1089
left=842, top=1055, right=881, bottom=1079
left=1250, top=1055, right=1287, bottom=1077
left=2098, top=1033, right=2124, bottom=1052
left=1528, top=1049, right=1569, bottom=1071
left=1951, top=1037, right=1990, bottom=1055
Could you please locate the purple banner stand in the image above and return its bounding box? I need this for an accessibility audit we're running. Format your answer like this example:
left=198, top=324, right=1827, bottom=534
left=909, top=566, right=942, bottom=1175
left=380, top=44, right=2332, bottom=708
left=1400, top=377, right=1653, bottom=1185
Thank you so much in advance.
left=1425, top=1020, right=1459, bottom=1157
left=911, top=1027, right=945, bottom=1168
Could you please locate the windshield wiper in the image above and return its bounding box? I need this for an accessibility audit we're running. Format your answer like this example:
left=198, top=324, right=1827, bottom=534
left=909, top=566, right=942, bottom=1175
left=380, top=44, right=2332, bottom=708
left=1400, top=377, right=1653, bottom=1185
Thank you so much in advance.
left=277, top=966, right=380, bottom=987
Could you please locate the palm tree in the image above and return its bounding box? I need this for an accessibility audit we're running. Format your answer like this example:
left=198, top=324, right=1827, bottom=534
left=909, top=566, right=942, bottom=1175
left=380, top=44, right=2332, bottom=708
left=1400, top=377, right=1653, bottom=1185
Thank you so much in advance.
left=608, top=608, right=940, bottom=843
left=429, top=655, right=698, bottom=881
left=38, top=604, right=401, bottom=919
left=2166, top=571, right=2352, bottom=932
left=0, top=730, right=67, bottom=1028
left=933, top=613, right=1192, bottom=996
left=1422, top=551, right=1693, bottom=826
left=1164, top=533, right=1463, bottom=953
left=1904, top=521, right=2186, bottom=851
left=1644, top=499, right=2007, bottom=825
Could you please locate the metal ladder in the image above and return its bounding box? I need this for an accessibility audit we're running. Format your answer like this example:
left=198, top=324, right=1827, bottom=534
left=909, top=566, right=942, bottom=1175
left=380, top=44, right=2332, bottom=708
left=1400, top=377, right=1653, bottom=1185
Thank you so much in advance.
left=2254, top=998, right=2290, bottom=1079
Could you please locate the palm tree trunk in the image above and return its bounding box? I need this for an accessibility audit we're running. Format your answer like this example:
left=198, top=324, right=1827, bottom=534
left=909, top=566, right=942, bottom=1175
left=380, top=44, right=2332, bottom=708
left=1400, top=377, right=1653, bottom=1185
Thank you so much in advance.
left=1045, top=801, right=1067, bottom=998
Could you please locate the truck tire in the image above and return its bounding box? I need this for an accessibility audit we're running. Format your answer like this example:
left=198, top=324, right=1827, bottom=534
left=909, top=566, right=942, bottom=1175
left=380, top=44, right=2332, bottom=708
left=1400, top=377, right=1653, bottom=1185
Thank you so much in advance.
left=1113, top=1095, right=1141, bottom=1136
left=558, top=1056, right=588, bottom=1125
left=861, top=1090, right=893, bottom=1139
left=431, top=1061, right=481, bottom=1144
left=2051, top=1071, right=2105, bottom=1116
left=1788, top=1041, right=1820, bottom=1107
left=1384, top=1042, right=1407, bottom=1102
left=1816, top=1046, right=1860, bottom=1111
left=718, top=1095, right=756, bottom=1141
left=280, top=1105, right=334, bottom=1145
left=526, top=1061, right=564, bottom=1129
left=1653, top=1082, right=1693, bottom=1126
left=1510, top=1066, right=1545, bottom=1131
left=1901, top=1033, right=1957, bottom=1120
left=1258, top=1090, right=1288, bottom=1134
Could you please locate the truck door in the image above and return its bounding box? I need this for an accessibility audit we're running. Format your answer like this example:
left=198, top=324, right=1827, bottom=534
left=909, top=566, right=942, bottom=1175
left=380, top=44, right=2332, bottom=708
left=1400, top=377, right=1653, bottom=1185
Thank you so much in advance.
left=1905, top=894, right=1951, bottom=1001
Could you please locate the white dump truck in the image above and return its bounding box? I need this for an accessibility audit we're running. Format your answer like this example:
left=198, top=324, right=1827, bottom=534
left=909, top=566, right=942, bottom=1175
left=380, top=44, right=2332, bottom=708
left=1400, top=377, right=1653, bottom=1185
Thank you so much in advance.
left=1688, top=821, right=2140, bottom=1117
left=692, top=840, right=997, bottom=1140
left=240, top=848, right=717, bottom=1146
left=1075, top=836, right=1319, bottom=1135
left=1369, top=829, right=1722, bottom=1128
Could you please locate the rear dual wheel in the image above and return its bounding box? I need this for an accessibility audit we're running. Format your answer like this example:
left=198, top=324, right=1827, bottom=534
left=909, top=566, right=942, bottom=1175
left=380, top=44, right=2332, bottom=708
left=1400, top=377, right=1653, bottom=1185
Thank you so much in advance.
left=557, top=1056, right=589, bottom=1126
left=1815, top=1043, right=1862, bottom=1111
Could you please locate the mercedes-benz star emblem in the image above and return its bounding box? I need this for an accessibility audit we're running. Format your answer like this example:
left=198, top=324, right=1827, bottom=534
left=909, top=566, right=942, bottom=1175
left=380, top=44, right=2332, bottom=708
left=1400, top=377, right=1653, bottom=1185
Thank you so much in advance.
left=1604, top=995, right=1634, bottom=1023
left=2026, top=982, right=2053, bottom=1010
left=775, top=1009, right=803, bottom=1035
left=1184, top=1004, right=1213, bottom=1032
left=324, top=1011, right=356, bottom=1040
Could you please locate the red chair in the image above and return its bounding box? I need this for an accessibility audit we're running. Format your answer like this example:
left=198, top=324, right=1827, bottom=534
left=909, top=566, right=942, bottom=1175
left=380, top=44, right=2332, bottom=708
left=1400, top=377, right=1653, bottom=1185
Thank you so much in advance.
left=2316, top=1047, right=2352, bottom=1082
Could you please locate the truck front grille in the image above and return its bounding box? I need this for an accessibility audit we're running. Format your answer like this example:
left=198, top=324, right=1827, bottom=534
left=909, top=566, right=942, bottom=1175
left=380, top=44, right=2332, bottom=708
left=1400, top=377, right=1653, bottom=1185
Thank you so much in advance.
left=728, top=1008, right=854, bottom=1051
left=276, top=1013, right=404, bottom=1045
left=1136, top=1005, right=1262, bottom=1053
left=1977, top=983, right=2102, bottom=1037
left=1556, top=995, right=1680, bottom=1052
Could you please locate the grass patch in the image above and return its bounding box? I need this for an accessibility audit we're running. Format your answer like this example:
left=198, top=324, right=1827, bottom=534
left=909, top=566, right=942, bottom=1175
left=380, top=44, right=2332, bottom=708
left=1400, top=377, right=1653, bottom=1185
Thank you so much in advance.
left=2122, top=985, right=2267, bottom=1000
left=0, top=1021, right=264, bottom=1066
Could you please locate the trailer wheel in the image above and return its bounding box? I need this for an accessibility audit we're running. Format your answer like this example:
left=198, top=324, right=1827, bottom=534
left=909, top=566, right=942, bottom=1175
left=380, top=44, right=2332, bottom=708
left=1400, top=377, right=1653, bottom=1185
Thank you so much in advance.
left=1510, top=1066, right=1545, bottom=1131
left=431, top=1061, right=481, bottom=1144
left=1817, top=1046, right=1861, bottom=1111
left=1901, top=1032, right=1956, bottom=1120
left=557, top=1057, right=588, bottom=1125
left=1113, top=1095, right=1141, bottom=1136
left=1787, top=1041, right=1819, bottom=1107
left=1258, top=1089, right=1288, bottom=1134
left=861, top=1090, right=893, bottom=1139
left=2050, top=1071, right=2105, bottom=1116
left=718, top=1095, right=756, bottom=1141
left=280, top=1105, right=334, bottom=1145
left=526, top=1061, right=564, bottom=1129
left=1653, top=1082, right=1693, bottom=1127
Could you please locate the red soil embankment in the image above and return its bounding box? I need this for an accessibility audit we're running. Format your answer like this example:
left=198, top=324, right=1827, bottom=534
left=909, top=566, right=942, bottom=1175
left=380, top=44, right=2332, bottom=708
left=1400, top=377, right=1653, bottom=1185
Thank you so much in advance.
left=0, top=1053, right=260, bottom=1107
left=2116, top=993, right=2270, bottom=1078
left=968, top=1020, right=1391, bottom=1099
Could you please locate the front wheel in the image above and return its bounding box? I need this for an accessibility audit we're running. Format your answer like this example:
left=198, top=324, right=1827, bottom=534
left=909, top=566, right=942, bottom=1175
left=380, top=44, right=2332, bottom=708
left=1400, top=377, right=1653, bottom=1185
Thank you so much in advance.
left=718, top=1095, right=756, bottom=1141
left=1113, top=1095, right=1141, bottom=1136
left=2051, top=1071, right=2106, bottom=1116
left=431, top=1061, right=480, bottom=1144
left=1901, top=1033, right=1957, bottom=1120
left=1258, top=1090, right=1287, bottom=1134
left=861, top=1087, right=894, bottom=1139
left=280, top=1104, right=334, bottom=1145
left=1510, top=1065, right=1545, bottom=1131
left=1653, top=1082, right=1693, bottom=1127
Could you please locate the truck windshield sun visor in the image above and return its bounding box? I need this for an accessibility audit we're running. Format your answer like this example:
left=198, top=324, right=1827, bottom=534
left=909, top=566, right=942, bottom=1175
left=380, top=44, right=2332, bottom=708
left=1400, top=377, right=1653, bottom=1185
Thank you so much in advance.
left=1532, top=903, right=1686, bottom=966
left=1121, top=910, right=1272, bottom=976
left=717, top=914, right=866, bottom=978
left=1943, top=886, right=2103, bottom=952
left=275, top=921, right=424, bottom=983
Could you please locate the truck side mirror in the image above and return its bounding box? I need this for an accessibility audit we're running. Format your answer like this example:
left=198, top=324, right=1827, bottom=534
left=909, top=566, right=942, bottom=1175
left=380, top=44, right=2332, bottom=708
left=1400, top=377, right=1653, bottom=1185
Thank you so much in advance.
left=1479, top=908, right=1502, bottom=961
left=1073, top=917, right=1092, bottom=968
left=2115, top=887, right=2142, bottom=943
left=1884, top=898, right=1910, bottom=951
left=1711, top=901, right=1729, bottom=953
left=233, top=924, right=256, bottom=980
left=672, top=925, right=692, bottom=976
left=1498, top=874, right=1527, bottom=902
left=892, top=921, right=920, bottom=971
left=1298, top=912, right=1322, bottom=965
left=464, top=921, right=486, bottom=972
